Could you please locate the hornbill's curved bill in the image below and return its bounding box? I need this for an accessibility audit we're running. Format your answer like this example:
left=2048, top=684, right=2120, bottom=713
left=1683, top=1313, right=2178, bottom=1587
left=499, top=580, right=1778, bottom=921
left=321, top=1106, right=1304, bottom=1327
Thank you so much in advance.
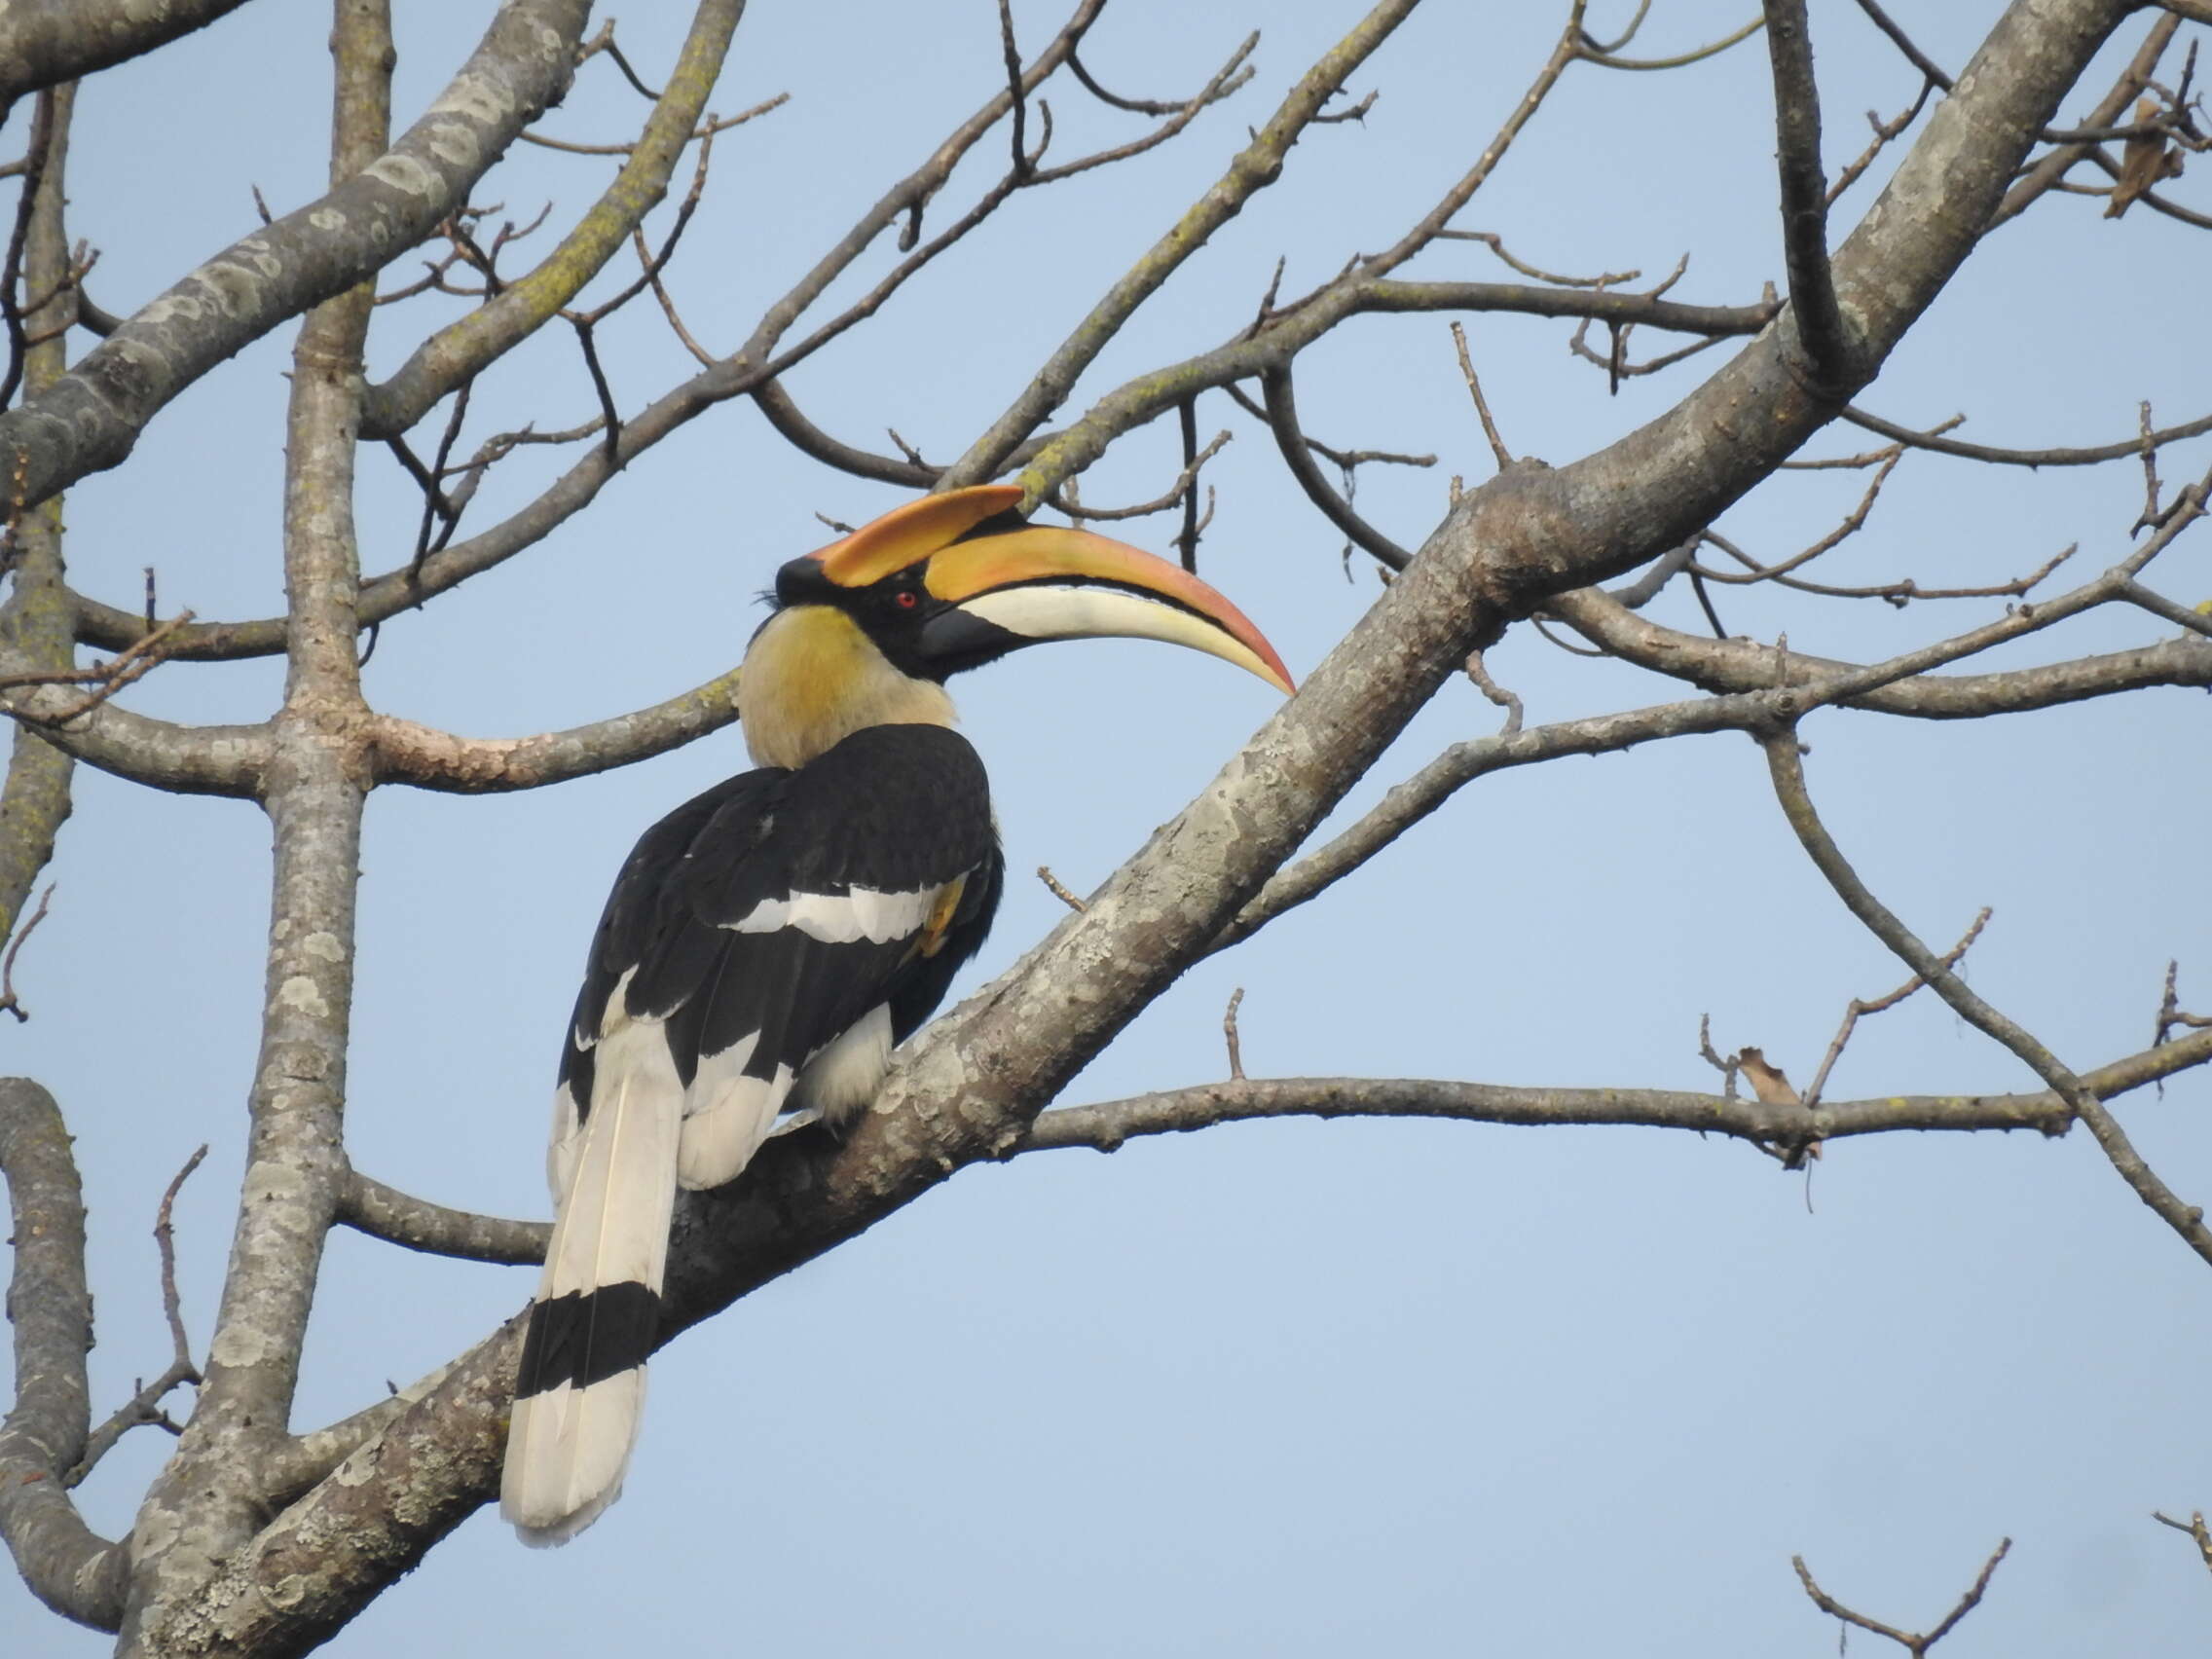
left=501, top=486, right=1292, bottom=1544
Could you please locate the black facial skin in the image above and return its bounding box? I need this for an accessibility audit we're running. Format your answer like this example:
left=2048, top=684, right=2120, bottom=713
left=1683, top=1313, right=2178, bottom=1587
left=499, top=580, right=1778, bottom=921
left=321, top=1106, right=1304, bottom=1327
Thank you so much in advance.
left=769, top=553, right=1024, bottom=682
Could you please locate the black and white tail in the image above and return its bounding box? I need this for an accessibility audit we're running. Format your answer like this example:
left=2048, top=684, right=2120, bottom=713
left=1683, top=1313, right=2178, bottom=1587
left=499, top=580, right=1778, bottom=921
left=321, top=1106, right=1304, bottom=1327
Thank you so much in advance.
left=501, top=1025, right=682, bottom=1546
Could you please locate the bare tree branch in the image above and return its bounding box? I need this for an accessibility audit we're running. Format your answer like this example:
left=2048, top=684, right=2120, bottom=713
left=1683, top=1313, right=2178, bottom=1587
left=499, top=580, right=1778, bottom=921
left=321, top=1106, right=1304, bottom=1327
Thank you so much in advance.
left=1014, top=1030, right=2212, bottom=1155
left=950, top=0, right=1424, bottom=486
left=1802, top=908, right=1992, bottom=1107
left=1794, top=1538, right=2012, bottom=1656
left=1545, top=585, right=2212, bottom=717
left=368, top=667, right=744, bottom=793
left=121, top=8, right=396, bottom=1637
left=1576, top=15, right=1766, bottom=71
left=0, top=0, right=590, bottom=513
left=1763, top=731, right=2212, bottom=1268
left=338, top=1172, right=547, bottom=1266
left=360, top=0, right=743, bottom=438
left=21, top=1, right=2193, bottom=1649
left=0, top=84, right=77, bottom=943
left=0, top=1078, right=128, bottom=1631
left=1226, top=535, right=2202, bottom=948
left=2152, top=1510, right=2212, bottom=1575
left=1762, top=0, right=1853, bottom=388
left=67, top=1145, right=206, bottom=1487
left=1841, top=402, right=2212, bottom=467
left=1992, top=12, right=2179, bottom=227
left=1853, top=0, right=1956, bottom=92
left=1259, top=365, right=1415, bottom=569
left=0, top=0, right=259, bottom=123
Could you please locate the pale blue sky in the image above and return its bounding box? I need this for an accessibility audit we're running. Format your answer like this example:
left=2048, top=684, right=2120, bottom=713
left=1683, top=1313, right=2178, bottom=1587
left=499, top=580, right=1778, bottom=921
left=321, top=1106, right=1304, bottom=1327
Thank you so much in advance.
left=10, top=3, right=2211, bottom=1653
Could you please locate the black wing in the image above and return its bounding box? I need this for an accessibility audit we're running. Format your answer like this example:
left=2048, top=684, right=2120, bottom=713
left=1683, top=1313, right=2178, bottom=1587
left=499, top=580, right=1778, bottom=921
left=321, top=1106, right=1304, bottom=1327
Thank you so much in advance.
left=553, top=723, right=1002, bottom=1191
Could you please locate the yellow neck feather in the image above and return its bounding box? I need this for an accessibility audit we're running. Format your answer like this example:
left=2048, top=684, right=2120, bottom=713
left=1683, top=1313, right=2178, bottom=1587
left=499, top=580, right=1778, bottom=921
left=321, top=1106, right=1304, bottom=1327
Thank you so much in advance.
left=737, top=607, right=956, bottom=769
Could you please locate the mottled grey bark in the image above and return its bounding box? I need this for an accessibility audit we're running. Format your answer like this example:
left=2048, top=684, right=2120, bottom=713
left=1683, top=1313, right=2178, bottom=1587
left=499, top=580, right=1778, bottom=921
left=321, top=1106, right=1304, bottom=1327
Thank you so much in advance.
left=367, top=668, right=743, bottom=792
left=0, top=87, right=78, bottom=941
left=337, top=1173, right=547, bottom=1265
left=0, top=1079, right=128, bottom=1630
left=117, top=5, right=392, bottom=1648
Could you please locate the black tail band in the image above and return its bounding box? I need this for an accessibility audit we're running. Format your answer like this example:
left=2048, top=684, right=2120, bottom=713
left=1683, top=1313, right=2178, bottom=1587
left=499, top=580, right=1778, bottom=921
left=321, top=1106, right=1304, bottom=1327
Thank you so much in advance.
left=516, top=1282, right=662, bottom=1396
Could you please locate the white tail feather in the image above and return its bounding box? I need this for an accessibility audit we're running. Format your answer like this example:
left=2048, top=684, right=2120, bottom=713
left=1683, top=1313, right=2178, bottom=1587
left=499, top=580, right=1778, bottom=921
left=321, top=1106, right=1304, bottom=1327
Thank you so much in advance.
left=502, top=1024, right=682, bottom=1544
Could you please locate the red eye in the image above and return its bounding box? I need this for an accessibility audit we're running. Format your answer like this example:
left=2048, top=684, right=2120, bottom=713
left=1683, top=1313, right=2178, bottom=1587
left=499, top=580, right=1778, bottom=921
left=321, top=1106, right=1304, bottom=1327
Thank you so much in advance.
left=895, top=590, right=919, bottom=609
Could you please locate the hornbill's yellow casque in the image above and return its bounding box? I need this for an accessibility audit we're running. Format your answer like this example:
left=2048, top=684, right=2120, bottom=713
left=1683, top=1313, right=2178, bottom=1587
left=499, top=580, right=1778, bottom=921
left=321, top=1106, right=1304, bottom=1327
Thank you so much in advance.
left=500, top=486, right=1293, bottom=1544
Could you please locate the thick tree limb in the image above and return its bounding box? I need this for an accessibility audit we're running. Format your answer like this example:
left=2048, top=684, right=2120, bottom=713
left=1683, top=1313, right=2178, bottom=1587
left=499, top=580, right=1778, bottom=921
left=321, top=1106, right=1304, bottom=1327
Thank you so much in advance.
left=0, top=696, right=270, bottom=796
left=0, top=0, right=589, bottom=514
left=0, top=1078, right=128, bottom=1632
left=0, top=0, right=259, bottom=123
left=0, top=87, right=78, bottom=941
left=119, top=10, right=394, bottom=1643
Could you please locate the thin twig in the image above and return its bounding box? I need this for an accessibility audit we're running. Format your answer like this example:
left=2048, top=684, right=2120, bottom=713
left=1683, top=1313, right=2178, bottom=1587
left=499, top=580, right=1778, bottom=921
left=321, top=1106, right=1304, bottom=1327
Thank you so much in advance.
left=64, top=1143, right=207, bottom=1485
left=0, top=882, right=54, bottom=1021
left=1802, top=907, right=1991, bottom=1107
left=1852, top=0, right=1953, bottom=91
left=2157, top=961, right=2212, bottom=1050
left=1053, top=430, right=1230, bottom=526
left=1439, top=229, right=1639, bottom=288
left=1450, top=321, right=1512, bottom=469
left=1762, top=0, right=1851, bottom=390
left=2136, top=399, right=2165, bottom=533
left=1176, top=398, right=1200, bottom=571
left=154, top=1144, right=207, bottom=1370
left=520, top=93, right=787, bottom=156
left=4, top=610, right=196, bottom=723
left=1462, top=650, right=1524, bottom=734
left=0, top=92, right=56, bottom=412
left=1577, top=15, right=1764, bottom=71
left=1222, top=383, right=1432, bottom=472
left=1258, top=366, right=1414, bottom=571
left=579, top=18, right=664, bottom=100
left=1828, top=79, right=1937, bottom=206
left=1036, top=866, right=1087, bottom=912
left=1223, top=986, right=1246, bottom=1081
left=2152, top=1510, right=2212, bottom=1576
left=1031, top=35, right=1257, bottom=187
left=1764, top=731, right=2212, bottom=1269
left=1698, top=1014, right=1743, bottom=1100
left=1840, top=404, right=2212, bottom=467
left=572, top=319, right=622, bottom=465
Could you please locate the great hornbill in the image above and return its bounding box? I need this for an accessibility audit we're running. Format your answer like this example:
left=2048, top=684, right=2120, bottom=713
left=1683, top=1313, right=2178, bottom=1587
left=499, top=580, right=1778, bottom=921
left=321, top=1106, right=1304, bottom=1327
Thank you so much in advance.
left=501, top=485, right=1293, bottom=1543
